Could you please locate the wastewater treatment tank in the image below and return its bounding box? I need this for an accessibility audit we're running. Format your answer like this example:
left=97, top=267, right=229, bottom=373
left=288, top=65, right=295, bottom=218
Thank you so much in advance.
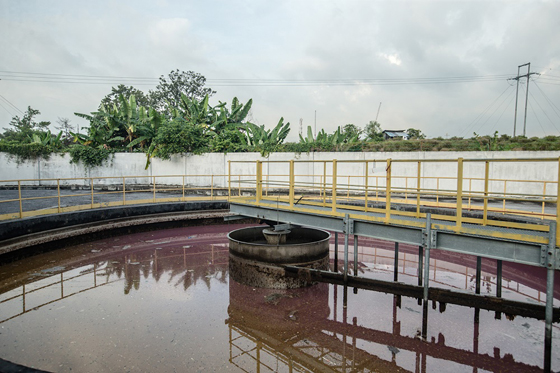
left=228, top=226, right=330, bottom=288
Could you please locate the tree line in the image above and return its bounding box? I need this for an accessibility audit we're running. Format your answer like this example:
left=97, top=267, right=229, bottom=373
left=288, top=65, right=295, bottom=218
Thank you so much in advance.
left=1, top=69, right=559, bottom=168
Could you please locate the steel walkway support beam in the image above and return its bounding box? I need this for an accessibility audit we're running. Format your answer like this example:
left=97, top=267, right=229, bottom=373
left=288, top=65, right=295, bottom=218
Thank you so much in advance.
left=229, top=203, right=549, bottom=268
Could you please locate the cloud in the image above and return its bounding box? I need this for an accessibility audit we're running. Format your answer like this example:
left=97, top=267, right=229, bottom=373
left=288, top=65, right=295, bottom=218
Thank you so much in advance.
left=0, top=0, right=559, bottom=140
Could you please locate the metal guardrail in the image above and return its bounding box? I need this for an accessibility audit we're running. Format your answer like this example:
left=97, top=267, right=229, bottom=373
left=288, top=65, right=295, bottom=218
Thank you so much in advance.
left=0, top=174, right=236, bottom=221
left=2, top=157, right=559, bottom=246
left=228, top=157, right=560, bottom=246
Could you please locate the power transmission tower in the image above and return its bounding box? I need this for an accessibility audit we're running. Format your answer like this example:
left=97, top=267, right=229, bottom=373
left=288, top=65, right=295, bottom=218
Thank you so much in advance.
left=509, top=63, right=539, bottom=137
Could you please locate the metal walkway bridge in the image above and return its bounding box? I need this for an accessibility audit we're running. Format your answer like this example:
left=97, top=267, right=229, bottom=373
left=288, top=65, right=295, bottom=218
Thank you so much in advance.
left=226, top=157, right=560, bottom=372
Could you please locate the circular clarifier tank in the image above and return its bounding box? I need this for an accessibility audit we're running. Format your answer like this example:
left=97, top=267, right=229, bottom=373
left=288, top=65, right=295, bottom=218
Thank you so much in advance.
left=228, top=226, right=330, bottom=289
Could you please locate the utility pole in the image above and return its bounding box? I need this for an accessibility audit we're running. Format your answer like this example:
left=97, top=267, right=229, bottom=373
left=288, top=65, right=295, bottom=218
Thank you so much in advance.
left=375, top=102, right=382, bottom=122
left=510, top=63, right=539, bottom=137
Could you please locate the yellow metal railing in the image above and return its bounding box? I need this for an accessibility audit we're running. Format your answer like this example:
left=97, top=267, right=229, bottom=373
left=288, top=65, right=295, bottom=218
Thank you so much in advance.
left=3, top=158, right=560, bottom=245
left=228, top=157, right=560, bottom=246
left=0, top=174, right=245, bottom=221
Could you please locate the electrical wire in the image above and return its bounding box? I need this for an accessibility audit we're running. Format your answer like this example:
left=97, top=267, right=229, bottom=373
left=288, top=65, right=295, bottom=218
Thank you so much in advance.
left=0, top=70, right=513, bottom=87
left=0, top=100, right=15, bottom=116
left=0, top=94, right=24, bottom=114
left=488, top=92, right=515, bottom=134
left=471, top=85, right=516, bottom=136
left=532, top=81, right=560, bottom=120
left=528, top=90, right=560, bottom=134
left=458, top=84, right=514, bottom=137
left=528, top=100, right=549, bottom=137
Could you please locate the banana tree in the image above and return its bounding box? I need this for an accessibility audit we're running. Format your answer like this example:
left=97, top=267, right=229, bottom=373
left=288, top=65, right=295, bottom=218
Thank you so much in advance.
left=243, top=118, right=291, bottom=156
left=28, top=130, right=63, bottom=148
left=72, top=111, right=125, bottom=149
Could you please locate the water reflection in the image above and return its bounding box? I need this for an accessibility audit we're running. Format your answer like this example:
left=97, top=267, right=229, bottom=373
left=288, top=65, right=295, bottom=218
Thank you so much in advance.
left=0, top=225, right=558, bottom=372
left=227, top=278, right=548, bottom=372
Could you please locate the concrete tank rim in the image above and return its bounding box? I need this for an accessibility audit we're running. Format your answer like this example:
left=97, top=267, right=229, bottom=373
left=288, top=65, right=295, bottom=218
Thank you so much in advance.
left=227, top=225, right=331, bottom=247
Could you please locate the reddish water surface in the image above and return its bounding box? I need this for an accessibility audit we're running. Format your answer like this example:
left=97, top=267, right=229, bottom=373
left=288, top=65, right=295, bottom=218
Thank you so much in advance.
left=0, top=223, right=559, bottom=372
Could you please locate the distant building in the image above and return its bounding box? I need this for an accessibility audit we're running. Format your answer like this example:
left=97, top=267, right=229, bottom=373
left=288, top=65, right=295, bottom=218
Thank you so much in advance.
left=382, top=130, right=409, bottom=140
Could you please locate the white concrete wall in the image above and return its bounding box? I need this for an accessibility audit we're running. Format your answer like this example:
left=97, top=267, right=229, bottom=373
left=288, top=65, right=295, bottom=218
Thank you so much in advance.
left=1, top=151, right=559, bottom=196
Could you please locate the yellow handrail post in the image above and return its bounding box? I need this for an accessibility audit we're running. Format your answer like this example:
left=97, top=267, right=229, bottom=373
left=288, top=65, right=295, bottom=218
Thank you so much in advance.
left=90, top=178, right=94, bottom=208
left=332, top=160, right=337, bottom=213
left=18, top=180, right=22, bottom=219
left=122, top=177, right=126, bottom=205
left=289, top=160, right=295, bottom=208
left=153, top=176, right=156, bottom=203
left=365, top=161, right=369, bottom=212
left=416, top=161, right=421, bottom=218
left=456, top=158, right=464, bottom=228
left=265, top=174, right=269, bottom=197
left=386, top=158, right=392, bottom=222
left=468, top=178, right=472, bottom=209
left=228, top=160, right=231, bottom=202
left=542, top=181, right=547, bottom=219
left=182, top=175, right=186, bottom=200
left=211, top=175, right=214, bottom=200
left=256, top=160, right=262, bottom=204
left=556, top=156, right=560, bottom=246
left=503, top=180, right=507, bottom=212
left=405, top=177, right=408, bottom=202
left=322, top=161, right=327, bottom=207
left=436, top=178, right=440, bottom=206
left=483, top=160, right=489, bottom=226
left=57, top=179, right=61, bottom=213
left=347, top=175, right=350, bottom=199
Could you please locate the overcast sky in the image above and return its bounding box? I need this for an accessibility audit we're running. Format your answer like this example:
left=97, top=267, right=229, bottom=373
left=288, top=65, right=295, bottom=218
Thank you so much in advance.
left=1, top=0, right=559, bottom=141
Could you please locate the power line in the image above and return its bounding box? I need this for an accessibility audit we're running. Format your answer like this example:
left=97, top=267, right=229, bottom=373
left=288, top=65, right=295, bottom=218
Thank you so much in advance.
left=528, top=90, right=560, bottom=134
left=459, top=84, right=514, bottom=137
left=533, top=81, right=560, bottom=120
left=0, top=100, right=15, bottom=117
left=0, top=94, right=24, bottom=114
left=488, top=92, right=515, bottom=134
left=471, top=85, right=516, bottom=136
left=528, top=100, right=549, bottom=137
left=0, top=70, right=513, bottom=87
